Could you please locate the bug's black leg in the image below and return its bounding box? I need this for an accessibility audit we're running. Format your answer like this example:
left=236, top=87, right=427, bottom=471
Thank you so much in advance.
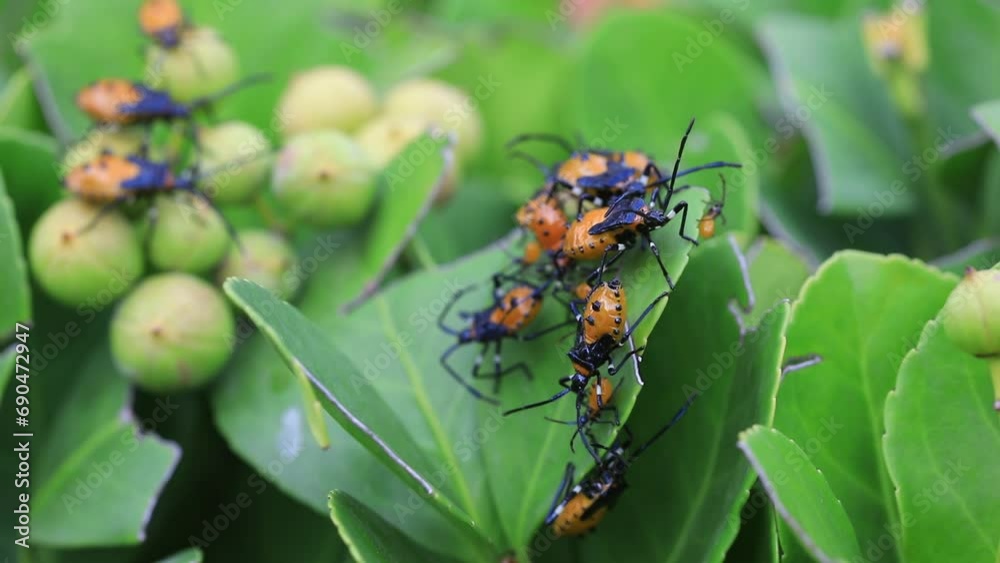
left=644, top=235, right=676, bottom=290
left=496, top=359, right=533, bottom=383
left=663, top=201, right=698, bottom=247
left=437, top=286, right=471, bottom=336
left=522, top=319, right=576, bottom=341
left=577, top=397, right=602, bottom=464
left=77, top=198, right=129, bottom=235
left=507, top=149, right=552, bottom=176
left=176, top=186, right=243, bottom=251
left=440, top=343, right=499, bottom=405
left=503, top=382, right=572, bottom=416
left=623, top=291, right=671, bottom=341
left=672, top=161, right=743, bottom=181
left=471, top=342, right=490, bottom=379
left=544, top=462, right=577, bottom=526
left=586, top=245, right=626, bottom=285
left=505, top=132, right=574, bottom=153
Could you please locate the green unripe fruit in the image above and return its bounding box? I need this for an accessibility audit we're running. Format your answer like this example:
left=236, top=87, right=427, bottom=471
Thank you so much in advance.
left=29, top=199, right=143, bottom=307
left=942, top=268, right=1000, bottom=358
left=111, top=273, right=235, bottom=393
left=277, top=66, right=377, bottom=137
left=199, top=121, right=272, bottom=203
left=356, top=113, right=429, bottom=169
left=941, top=267, right=1000, bottom=411
left=147, top=195, right=231, bottom=274
left=145, top=27, right=238, bottom=102
left=356, top=114, right=461, bottom=204
left=383, top=78, right=483, bottom=161
left=272, top=131, right=376, bottom=227
left=217, top=230, right=299, bottom=300
left=61, top=129, right=145, bottom=172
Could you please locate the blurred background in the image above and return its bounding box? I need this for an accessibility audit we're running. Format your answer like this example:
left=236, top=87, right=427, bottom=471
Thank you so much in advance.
left=0, top=0, right=997, bottom=561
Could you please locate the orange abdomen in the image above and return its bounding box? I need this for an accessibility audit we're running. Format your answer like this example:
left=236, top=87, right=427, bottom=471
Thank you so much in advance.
left=64, top=154, right=141, bottom=202
left=581, top=282, right=626, bottom=345
left=76, top=79, right=143, bottom=124
left=139, top=0, right=184, bottom=37
left=551, top=493, right=610, bottom=537
left=563, top=209, right=622, bottom=261
left=557, top=152, right=609, bottom=185
left=489, top=286, right=543, bottom=332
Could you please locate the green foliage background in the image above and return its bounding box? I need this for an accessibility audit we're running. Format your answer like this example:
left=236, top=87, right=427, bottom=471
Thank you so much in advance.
left=0, top=0, right=998, bottom=562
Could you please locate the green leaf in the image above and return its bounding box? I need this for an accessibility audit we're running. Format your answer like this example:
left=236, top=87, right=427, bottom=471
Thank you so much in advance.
left=576, top=237, right=789, bottom=563
left=0, top=169, right=31, bottom=402
left=156, top=548, right=203, bottom=563
left=883, top=318, right=1000, bottom=563
left=739, top=425, right=862, bottom=563
left=746, top=237, right=811, bottom=327
left=346, top=134, right=453, bottom=311
left=972, top=100, right=1000, bottom=147
left=227, top=190, right=708, bottom=559
left=926, top=3, right=1000, bottom=138
left=224, top=277, right=491, bottom=551
left=330, top=490, right=462, bottom=563
left=414, top=177, right=518, bottom=265
left=724, top=481, right=779, bottom=563
left=0, top=66, right=43, bottom=130
left=0, top=126, right=61, bottom=232
left=33, top=335, right=181, bottom=547
left=757, top=14, right=917, bottom=216
left=574, top=11, right=765, bottom=154
left=774, top=251, right=957, bottom=563
left=214, top=243, right=474, bottom=560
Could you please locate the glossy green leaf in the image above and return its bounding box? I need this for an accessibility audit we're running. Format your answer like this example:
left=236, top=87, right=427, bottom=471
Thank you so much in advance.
left=414, top=177, right=518, bottom=265
left=226, top=190, right=708, bottom=560
left=0, top=126, right=61, bottom=232
left=745, top=237, right=811, bottom=326
left=774, top=251, right=957, bottom=563
left=214, top=241, right=474, bottom=560
left=757, top=14, right=917, bottom=216
left=725, top=481, right=780, bottom=563
left=330, top=490, right=462, bottom=563
left=883, top=318, right=1000, bottom=563
left=156, top=548, right=203, bottom=563
left=0, top=66, right=43, bottom=130
left=739, top=425, right=862, bottom=563
left=33, top=335, right=181, bottom=547
left=577, top=237, right=789, bottom=563
left=972, top=100, right=1000, bottom=147
left=0, top=169, right=31, bottom=402
left=574, top=11, right=766, bottom=155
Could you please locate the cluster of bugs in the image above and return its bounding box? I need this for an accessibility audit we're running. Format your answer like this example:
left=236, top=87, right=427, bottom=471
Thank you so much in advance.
left=64, top=0, right=265, bottom=243
left=438, top=119, right=741, bottom=537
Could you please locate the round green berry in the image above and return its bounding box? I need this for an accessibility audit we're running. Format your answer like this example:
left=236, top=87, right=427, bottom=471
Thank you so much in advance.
left=217, top=230, right=299, bottom=300
left=145, top=27, right=238, bottom=102
left=147, top=195, right=231, bottom=274
left=111, top=273, right=235, bottom=392
left=29, top=199, right=144, bottom=307
left=383, top=78, right=482, bottom=161
left=199, top=121, right=272, bottom=203
left=271, top=130, right=376, bottom=227
left=942, top=267, right=1000, bottom=358
left=277, top=66, right=377, bottom=137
